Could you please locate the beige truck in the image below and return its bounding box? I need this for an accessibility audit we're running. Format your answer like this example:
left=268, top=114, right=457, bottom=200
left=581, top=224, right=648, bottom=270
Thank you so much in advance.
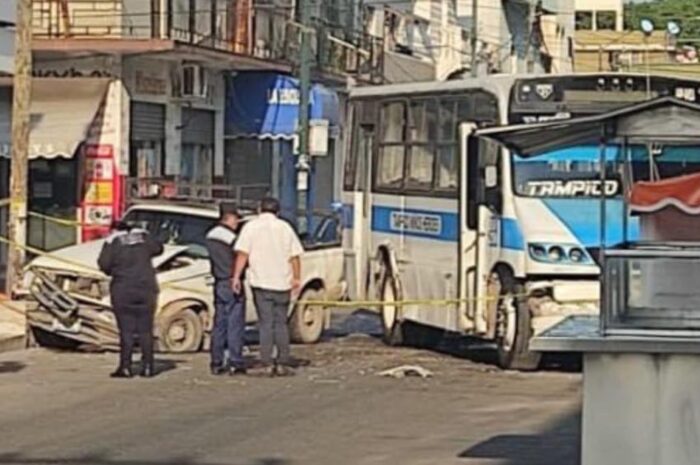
left=20, top=202, right=346, bottom=352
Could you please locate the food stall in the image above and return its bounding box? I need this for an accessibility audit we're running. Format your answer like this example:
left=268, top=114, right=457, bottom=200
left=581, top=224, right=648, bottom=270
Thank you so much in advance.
left=478, top=97, right=700, bottom=465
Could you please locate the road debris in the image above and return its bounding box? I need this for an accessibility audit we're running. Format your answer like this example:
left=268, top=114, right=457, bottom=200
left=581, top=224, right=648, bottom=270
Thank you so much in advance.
left=378, top=365, right=433, bottom=379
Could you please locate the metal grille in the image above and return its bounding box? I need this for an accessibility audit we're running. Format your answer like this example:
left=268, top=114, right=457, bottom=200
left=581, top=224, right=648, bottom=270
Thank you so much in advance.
left=130, top=101, right=166, bottom=141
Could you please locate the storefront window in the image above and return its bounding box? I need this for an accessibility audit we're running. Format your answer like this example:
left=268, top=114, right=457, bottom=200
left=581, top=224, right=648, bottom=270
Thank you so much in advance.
left=180, top=143, right=213, bottom=197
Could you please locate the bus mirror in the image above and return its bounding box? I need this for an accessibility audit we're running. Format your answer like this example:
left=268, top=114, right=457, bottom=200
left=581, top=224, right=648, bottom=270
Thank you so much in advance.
left=484, top=166, right=498, bottom=188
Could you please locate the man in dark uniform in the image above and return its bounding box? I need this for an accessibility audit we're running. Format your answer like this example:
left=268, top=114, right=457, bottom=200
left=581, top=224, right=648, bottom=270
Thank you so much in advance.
left=206, top=203, right=247, bottom=376
left=98, top=221, right=163, bottom=378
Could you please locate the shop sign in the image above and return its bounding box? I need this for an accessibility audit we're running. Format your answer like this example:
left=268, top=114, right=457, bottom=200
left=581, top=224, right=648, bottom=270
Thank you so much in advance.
left=134, top=70, right=167, bottom=96
left=33, top=68, right=113, bottom=78
left=84, top=181, right=114, bottom=204
left=82, top=144, right=117, bottom=234
left=84, top=205, right=113, bottom=226
left=85, top=158, right=114, bottom=181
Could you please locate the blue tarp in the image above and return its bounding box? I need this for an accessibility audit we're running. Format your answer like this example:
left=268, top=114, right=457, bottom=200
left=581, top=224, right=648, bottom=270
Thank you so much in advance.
left=225, top=72, right=340, bottom=138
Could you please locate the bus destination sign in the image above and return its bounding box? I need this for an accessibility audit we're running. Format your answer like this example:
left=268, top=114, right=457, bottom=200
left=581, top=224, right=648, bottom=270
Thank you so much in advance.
left=390, top=211, right=442, bottom=236
left=526, top=179, right=620, bottom=197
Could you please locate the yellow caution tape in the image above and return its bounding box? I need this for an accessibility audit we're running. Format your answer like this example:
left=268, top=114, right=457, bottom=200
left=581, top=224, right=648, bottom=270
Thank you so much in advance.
left=27, top=211, right=85, bottom=227
left=0, top=233, right=600, bottom=310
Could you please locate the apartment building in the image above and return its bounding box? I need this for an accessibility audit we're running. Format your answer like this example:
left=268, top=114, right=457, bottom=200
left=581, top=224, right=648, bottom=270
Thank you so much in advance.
left=12, top=0, right=381, bottom=248
left=453, top=0, right=574, bottom=76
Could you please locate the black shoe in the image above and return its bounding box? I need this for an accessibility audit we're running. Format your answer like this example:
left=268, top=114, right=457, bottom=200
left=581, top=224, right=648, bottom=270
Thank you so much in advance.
left=280, top=357, right=310, bottom=369
left=230, top=366, right=248, bottom=376
left=211, top=366, right=228, bottom=376
left=140, top=365, right=155, bottom=378
left=110, top=367, right=133, bottom=378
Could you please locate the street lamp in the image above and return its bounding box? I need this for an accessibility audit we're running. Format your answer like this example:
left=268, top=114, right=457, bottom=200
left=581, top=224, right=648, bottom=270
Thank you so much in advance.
left=640, top=19, right=654, bottom=98
left=667, top=21, right=681, bottom=37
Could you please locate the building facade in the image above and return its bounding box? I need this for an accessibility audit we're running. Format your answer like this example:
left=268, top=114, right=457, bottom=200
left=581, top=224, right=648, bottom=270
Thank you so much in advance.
left=11, top=0, right=379, bottom=250
left=451, top=0, right=574, bottom=76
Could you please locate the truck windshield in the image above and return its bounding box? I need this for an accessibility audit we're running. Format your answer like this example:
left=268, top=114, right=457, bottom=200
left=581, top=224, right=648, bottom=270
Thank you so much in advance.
left=121, top=210, right=217, bottom=258
left=513, top=145, right=700, bottom=198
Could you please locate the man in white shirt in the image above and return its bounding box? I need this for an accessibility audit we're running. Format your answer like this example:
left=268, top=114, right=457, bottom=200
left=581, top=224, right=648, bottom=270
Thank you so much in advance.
left=232, top=197, right=304, bottom=376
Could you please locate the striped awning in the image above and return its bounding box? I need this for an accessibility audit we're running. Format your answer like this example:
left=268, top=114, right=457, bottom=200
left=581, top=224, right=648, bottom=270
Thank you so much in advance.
left=0, top=78, right=110, bottom=159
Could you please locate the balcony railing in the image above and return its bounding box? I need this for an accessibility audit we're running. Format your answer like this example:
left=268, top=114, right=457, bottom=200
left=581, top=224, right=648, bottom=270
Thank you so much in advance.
left=31, top=0, right=383, bottom=82
left=125, top=177, right=271, bottom=210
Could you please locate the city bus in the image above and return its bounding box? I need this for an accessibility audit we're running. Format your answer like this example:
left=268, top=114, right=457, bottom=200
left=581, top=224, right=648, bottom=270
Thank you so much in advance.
left=341, top=73, right=700, bottom=369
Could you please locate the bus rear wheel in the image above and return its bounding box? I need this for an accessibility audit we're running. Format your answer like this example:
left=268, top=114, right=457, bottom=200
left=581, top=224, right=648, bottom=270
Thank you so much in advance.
left=380, top=274, right=404, bottom=346
left=494, top=271, right=541, bottom=371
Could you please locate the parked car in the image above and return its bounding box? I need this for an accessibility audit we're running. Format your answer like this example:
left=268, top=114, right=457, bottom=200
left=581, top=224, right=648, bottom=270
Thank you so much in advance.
left=20, top=202, right=346, bottom=352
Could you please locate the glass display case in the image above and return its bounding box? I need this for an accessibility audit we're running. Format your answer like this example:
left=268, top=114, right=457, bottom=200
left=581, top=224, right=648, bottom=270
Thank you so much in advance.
left=603, top=244, right=700, bottom=335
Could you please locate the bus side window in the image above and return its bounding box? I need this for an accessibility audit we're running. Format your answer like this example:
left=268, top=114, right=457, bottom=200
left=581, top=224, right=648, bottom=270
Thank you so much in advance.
left=480, top=139, right=503, bottom=214
left=467, top=137, right=502, bottom=229
left=375, top=101, right=407, bottom=190
left=345, top=101, right=377, bottom=192
left=466, top=136, right=480, bottom=230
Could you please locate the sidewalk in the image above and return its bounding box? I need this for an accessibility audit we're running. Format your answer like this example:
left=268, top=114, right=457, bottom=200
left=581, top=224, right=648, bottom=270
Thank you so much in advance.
left=0, top=296, right=26, bottom=353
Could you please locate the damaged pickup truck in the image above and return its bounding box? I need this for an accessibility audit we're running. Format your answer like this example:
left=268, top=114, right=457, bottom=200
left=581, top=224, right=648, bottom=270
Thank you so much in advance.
left=19, top=202, right=346, bottom=352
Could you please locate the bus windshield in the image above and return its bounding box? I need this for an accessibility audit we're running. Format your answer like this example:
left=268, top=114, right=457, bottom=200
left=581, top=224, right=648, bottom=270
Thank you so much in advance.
left=513, top=145, right=700, bottom=198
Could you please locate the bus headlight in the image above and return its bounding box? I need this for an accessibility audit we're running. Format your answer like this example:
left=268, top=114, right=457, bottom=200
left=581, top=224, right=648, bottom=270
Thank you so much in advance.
left=569, top=247, right=585, bottom=263
left=548, top=246, right=565, bottom=262
left=528, top=243, right=592, bottom=265
left=529, top=244, right=547, bottom=260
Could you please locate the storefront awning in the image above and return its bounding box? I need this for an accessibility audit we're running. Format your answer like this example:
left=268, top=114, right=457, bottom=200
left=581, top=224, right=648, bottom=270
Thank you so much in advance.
left=27, top=78, right=110, bottom=159
left=631, top=172, right=700, bottom=215
left=225, top=72, right=340, bottom=139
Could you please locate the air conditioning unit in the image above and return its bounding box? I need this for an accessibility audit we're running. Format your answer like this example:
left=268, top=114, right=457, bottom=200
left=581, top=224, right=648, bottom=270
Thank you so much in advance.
left=181, top=64, right=208, bottom=99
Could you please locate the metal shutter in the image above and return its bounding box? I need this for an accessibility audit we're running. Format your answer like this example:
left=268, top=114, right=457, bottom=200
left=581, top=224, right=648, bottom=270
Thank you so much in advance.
left=130, top=102, right=166, bottom=140
left=181, top=108, right=215, bottom=145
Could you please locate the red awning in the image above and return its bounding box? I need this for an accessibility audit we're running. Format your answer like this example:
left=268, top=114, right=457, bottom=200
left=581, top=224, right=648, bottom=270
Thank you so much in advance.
left=630, top=172, right=700, bottom=215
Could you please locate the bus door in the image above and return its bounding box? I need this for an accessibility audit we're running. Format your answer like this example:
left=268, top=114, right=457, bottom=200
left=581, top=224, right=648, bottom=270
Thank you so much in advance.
left=459, top=123, right=478, bottom=331
left=476, top=138, right=504, bottom=336
left=462, top=124, right=503, bottom=335
left=343, top=123, right=374, bottom=300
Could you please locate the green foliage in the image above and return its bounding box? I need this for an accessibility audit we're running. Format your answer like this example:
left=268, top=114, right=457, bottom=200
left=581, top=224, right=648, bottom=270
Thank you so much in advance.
left=625, top=0, right=700, bottom=40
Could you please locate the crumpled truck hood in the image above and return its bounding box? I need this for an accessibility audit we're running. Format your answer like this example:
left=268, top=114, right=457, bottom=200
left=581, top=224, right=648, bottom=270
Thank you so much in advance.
left=28, top=240, right=190, bottom=276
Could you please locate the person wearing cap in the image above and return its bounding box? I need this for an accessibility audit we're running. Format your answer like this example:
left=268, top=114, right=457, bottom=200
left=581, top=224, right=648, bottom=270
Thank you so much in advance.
left=205, top=203, right=247, bottom=375
left=98, top=221, right=163, bottom=378
left=232, top=197, right=304, bottom=376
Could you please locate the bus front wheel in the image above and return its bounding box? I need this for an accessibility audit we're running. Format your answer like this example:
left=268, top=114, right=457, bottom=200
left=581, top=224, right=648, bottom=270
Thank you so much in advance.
left=380, top=274, right=404, bottom=346
left=495, top=272, right=541, bottom=371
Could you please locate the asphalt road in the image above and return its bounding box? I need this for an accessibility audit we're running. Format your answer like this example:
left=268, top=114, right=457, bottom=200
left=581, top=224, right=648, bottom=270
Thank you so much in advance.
left=0, top=314, right=582, bottom=465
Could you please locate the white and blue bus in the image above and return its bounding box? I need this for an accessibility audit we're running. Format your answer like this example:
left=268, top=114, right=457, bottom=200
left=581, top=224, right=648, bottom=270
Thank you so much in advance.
left=341, top=73, right=700, bottom=369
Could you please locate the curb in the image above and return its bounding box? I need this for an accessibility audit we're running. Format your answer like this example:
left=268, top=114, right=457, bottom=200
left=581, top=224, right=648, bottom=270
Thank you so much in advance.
left=0, top=334, right=26, bottom=354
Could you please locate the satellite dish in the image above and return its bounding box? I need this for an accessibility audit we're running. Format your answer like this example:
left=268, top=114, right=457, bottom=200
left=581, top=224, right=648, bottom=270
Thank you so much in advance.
left=667, top=21, right=681, bottom=37
left=640, top=18, right=655, bottom=35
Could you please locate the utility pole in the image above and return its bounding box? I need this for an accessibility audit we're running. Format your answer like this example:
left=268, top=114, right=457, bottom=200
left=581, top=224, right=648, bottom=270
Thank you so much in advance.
left=470, top=0, right=478, bottom=77
left=7, top=0, right=31, bottom=294
left=297, top=0, right=312, bottom=227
